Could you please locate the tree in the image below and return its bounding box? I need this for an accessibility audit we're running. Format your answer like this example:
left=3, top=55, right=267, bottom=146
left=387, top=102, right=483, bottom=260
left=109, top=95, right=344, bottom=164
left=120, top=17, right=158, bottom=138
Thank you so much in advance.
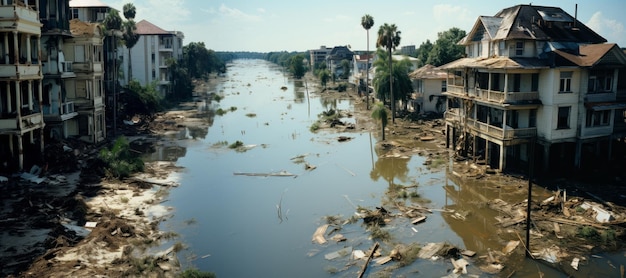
left=372, top=49, right=413, bottom=111
left=318, top=69, right=331, bottom=89
left=183, top=42, right=224, bottom=78
left=103, top=9, right=122, bottom=30
left=361, top=14, right=374, bottom=110
left=426, top=27, right=466, bottom=66
left=288, top=54, right=306, bottom=79
left=415, top=40, right=433, bottom=68
left=339, top=59, right=351, bottom=79
left=376, top=23, right=401, bottom=123
left=371, top=102, right=388, bottom=141
left=122, top=3, right=139, bottom=81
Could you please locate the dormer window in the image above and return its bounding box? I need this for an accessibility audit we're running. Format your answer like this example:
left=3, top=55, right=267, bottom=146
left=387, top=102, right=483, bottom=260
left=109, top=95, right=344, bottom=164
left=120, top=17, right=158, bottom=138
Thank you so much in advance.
left=515, top=42, right=524, bottom=56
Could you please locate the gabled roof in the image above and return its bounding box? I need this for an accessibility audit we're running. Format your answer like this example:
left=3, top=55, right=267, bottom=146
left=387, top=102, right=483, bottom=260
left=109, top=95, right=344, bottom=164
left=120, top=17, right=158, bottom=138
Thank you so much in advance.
left=554, top=43, right=626, bottom=67
left=461, top=4, right=606, bottom=45
left=409, top=64, right=447, bottom=79
left=135, top=19, right=171, bottom=35
left=69, top=0, right=111, bottom=8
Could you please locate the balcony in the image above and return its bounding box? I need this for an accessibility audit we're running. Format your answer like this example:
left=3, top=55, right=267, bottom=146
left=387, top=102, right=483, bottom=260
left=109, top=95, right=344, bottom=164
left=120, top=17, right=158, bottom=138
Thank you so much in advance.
left=0, top=64, right=41, bottom=79
left=445, top=110, right=536, bottom=141
left=0, top=5, right=40, bottom=34
left=446, top=85, right=539, bottom=104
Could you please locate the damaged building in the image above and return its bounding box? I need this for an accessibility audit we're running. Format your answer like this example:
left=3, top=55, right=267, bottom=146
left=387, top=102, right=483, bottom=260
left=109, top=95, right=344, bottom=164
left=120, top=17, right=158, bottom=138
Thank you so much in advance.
left=441, top=4, right=626, bottom=174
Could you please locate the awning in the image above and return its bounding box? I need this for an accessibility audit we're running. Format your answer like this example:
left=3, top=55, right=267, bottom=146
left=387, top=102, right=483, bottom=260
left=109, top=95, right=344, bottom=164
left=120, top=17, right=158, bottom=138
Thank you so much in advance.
left=584, top=102, right=626, bottom=111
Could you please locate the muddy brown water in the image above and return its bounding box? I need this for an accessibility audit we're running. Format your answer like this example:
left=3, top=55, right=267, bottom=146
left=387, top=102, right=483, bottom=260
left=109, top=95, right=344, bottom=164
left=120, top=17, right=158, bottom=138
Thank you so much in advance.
left=153, top=59, right=626, bottom=277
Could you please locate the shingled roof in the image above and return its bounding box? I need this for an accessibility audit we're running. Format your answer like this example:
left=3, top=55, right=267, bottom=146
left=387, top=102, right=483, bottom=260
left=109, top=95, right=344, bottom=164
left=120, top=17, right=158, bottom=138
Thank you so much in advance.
left=135, top=19, right=171, bottom=35
left=462, top=4, right=606, bottom=45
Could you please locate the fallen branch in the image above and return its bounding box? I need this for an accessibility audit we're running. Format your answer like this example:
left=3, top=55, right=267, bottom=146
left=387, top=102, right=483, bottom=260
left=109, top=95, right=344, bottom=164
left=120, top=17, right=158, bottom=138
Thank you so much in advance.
left=358, top=242, right=380, bottom=278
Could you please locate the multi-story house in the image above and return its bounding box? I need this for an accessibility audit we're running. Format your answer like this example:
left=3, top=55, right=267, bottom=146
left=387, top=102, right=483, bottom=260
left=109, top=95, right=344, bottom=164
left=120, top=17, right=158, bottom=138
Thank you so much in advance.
left=441, top=4, right=626, bottom=174
left=325, top=45, right=354, bottom=79
left=68, top=0, right=118, bottom=135
left=0, top=0, right=44, bottom=172
left=68, top=0, right=111, bottom=22
left=63, top=19, right=105, bottom=143
left=121, top=19, right=184, bottom=96
left=40, top=0, right=78, bottom=142
left=409, top=64, right=448, bottom=115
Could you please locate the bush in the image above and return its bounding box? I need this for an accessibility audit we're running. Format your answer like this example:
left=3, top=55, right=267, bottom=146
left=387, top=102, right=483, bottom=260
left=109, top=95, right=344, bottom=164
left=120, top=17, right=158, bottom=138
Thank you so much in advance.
left=179, top=268, right=216, bottom=278
left=99, top=137, right=144, bottom=179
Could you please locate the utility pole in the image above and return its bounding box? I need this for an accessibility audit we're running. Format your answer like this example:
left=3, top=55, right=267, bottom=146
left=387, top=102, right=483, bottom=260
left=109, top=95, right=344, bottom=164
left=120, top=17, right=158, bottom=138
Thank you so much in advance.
left=525, top=137, right=536, bottom=258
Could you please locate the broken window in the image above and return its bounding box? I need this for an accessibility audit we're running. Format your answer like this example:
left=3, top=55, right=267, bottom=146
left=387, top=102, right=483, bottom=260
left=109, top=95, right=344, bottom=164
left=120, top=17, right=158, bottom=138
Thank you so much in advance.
left=557, top=106, right=570, bottom=129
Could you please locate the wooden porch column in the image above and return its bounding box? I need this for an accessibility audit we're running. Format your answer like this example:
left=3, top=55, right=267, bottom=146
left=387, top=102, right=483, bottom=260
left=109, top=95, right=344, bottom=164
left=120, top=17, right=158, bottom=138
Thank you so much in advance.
left=543, top=143, right=550, bottom=173
left=28, top=81, right=32, bottom=110
left=4, top=33, right=9, bottom=64
left=485, top=139, right=489, bottom=167
left=12, top=31, right=18, bottom=64
left=6, top=82, right=11, bottom=113
left=574, top=140, right=582, bottom=168
left=26, top=34, right=31, bottom=63
left=17, top=134, right=23, bottom=171
left=503, top=72, right=509, bottom=93
left=472, top=135, right=477, bottom=162
left=499, top=144, right=506, bottom=171
left=502, top=109, right=507, bottom=138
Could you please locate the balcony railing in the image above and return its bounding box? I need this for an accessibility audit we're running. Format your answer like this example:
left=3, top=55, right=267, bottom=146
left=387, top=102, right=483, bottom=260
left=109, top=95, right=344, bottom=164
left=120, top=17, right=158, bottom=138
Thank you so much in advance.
left=444, top=110, right=536, bottom=140
left=446, top=85, right=539, bottom=104
left=61, top=102, right=74, bottom=114
left=61, top=61, right=73, bottom=73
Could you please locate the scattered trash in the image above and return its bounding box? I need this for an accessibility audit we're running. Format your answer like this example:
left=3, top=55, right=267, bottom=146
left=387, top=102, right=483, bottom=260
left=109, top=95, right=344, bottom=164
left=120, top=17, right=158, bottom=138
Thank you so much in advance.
left=312, top=224, right=328, bottom=244
left=502, top=240, right=520, bottom=255
left=571, top=257, right=580, bottom=270
left=411, top=215, right=427, bottom=224
left=84, top=222, right=97, bottom=228
left=352, top=249, right=366, bottom=260
left=417, top=242, right=445, bottom=259
left=324, top=246, right=352, bottom=260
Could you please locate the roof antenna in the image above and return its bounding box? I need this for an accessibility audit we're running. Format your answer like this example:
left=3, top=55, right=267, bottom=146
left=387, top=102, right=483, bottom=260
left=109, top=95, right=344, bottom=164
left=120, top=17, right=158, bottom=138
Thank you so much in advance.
left=573, top=4, right=579, bottom=30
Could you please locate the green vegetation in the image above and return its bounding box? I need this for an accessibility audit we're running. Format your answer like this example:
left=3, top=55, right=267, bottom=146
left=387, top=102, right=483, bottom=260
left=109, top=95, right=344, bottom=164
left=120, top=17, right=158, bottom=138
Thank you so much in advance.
left=376, top=22, right=401, bottom=123
left=577, top=226, right=599, bottom=239
left=415, top=27, right=467, bottom=67
left=121, top=80, right=163, bottom=119
left=99, top=137, right=144, bottom=179
left=228, top=141, right=244, bottom=149
left=371, top=102, right=388, bottom=140
left=372, top=49, right=413, bottom=114
left=265, top=51, right=309, bottom=78
left=245, top=113, right=257, bottom=118
left=212, top=94, right=223, bottom=102
left=361, top=14, right=374, bottom=110
left=309, top=122, right=320, bottom=132
left=179, top=268, right=216, bottom=278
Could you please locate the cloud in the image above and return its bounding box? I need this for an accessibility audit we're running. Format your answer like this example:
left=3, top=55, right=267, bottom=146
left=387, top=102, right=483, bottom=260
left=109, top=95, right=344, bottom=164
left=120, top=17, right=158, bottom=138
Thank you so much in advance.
left=433, top=4, right=472, bottom=23
left=219, top=4, right=261, bottom=22
left=586, top=11, right=626, bottom=44
left=257, top=8, right=266, bottom=13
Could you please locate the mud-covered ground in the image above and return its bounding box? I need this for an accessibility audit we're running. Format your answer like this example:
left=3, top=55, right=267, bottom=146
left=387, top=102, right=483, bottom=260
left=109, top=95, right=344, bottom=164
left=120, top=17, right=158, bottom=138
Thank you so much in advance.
left=2, top=72, right=626, bottom=277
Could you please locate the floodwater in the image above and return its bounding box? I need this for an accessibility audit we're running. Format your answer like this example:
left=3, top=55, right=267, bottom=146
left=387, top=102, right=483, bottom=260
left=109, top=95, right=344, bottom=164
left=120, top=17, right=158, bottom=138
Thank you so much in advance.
left=154, top=59, right=625, bottom=277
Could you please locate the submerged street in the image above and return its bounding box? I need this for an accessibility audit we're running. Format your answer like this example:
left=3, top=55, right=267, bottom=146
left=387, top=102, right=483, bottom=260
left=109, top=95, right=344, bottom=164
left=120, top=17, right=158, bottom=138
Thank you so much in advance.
left=154, top=59, right=626, bottom=277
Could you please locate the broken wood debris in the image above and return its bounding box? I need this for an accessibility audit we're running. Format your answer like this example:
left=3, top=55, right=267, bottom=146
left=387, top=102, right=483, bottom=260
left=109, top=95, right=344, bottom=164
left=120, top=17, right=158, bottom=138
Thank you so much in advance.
left=357, top=242, right=380, bottom=278
left=233, top=171, right=297, bottom=177
left=312, top=224, right=329, bottom=244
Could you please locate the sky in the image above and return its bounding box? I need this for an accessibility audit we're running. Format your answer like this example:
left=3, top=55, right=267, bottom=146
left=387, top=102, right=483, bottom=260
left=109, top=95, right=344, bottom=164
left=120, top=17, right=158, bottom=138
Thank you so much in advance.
left=105, top=0, right=626, bottom=52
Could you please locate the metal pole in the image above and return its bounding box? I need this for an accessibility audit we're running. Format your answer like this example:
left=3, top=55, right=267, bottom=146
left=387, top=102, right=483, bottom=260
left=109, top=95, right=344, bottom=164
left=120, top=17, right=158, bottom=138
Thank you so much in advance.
left=525, top=137, right=535, bottom=257
left=112, top=41, right=117, bottom=136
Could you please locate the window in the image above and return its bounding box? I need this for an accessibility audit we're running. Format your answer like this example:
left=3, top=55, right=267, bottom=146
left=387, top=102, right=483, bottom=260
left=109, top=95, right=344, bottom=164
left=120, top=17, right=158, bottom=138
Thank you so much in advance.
left=441, top=80, right=447, bottom=92
left=559, top=71, right=572, bottom=93
left=513, top=74, right=521, bottom=92
left=152, top=69, right=156, bottom=79
left=557, top=106, right=571, bottom=129
left=585, top=110, right=611, bottom=127
left=529, top=109, right=537, bottom=127
left=531, top=73, right=539, bottom=91
left=588, top=69, right=613, bottom=93
left=71, top=8, right=78, bottom=19
left=515, top=42, right=524, bottom=56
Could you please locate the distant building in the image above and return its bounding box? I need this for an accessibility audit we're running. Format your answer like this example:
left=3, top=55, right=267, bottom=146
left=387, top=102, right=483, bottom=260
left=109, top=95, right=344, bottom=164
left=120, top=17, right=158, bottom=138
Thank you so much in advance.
left=69, top=0, right=113, bottom=22
left=400, top=45, right=416, bottom=56
left=326, top=46, right=354, bottom=78
left=309, top=45, right=332, bottom=69
left=121, top=20, right=184, bottom=96
left=409, top=64, right=448, bottom=114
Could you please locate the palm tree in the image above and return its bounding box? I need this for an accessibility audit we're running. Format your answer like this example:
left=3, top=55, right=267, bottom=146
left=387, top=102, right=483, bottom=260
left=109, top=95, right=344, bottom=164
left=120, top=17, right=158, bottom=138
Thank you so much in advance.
left=372, top=50, right=412, bottom=111
left=371, top=102, right=388, bottom=141
left=376, top=23, right=401, bottom=123
left=122, top=3, right=139, bottom=82
left=361, top=14, right=374, bottom=110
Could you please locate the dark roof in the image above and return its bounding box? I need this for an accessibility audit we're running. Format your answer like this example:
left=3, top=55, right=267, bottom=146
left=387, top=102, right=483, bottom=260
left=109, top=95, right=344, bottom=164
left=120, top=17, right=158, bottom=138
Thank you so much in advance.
left=136, top=19, right=171, bottom=35
left=462, top=4, right=606, bottom=44
left=327, top=46, right=354, bottom=61
left=554, top=43, right=626, bottom=67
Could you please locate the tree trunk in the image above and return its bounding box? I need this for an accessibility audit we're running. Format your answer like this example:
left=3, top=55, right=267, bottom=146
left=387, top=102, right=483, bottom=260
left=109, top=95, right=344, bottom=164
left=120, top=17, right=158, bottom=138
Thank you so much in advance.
left=366, top=30, right=370, bottom=110
left=388, top=47, right=395, bottom=123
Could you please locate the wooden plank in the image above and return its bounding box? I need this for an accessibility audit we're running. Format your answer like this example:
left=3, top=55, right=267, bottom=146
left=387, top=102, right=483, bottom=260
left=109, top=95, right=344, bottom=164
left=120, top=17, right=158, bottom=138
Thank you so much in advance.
left=411, top=215, right=427, bottom=224
left=358, top=242, right=380, bottom=278
left=312, top=224, right=329, bottom=244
